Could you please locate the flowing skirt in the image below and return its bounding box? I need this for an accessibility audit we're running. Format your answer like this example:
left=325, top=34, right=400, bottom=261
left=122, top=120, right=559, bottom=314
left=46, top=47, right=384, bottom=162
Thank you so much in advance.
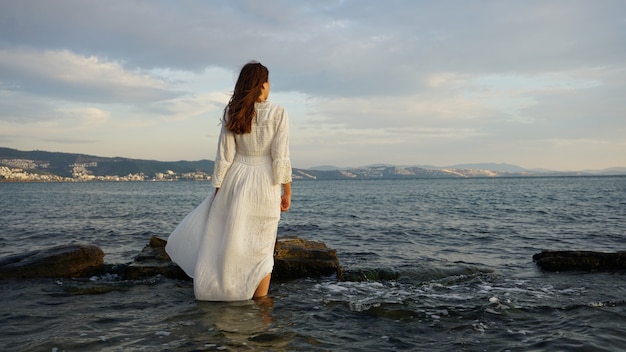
left=165, top=154, right=281, bottom=301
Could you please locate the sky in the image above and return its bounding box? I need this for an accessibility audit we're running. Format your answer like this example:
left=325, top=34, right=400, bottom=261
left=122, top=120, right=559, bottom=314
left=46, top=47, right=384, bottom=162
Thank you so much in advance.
left=0, top=0, right=625, bottom=171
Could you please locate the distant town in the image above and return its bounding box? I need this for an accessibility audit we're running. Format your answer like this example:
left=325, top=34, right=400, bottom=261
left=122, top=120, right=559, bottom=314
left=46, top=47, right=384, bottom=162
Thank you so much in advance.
left=0, top=158, right=211, bottom=182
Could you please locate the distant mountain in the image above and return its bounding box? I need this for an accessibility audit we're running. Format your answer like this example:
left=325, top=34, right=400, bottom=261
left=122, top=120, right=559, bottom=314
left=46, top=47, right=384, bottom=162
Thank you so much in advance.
left=307, top=165, right=342, bottom=171
left=293, top=165, right=515, bottom=180
left=529, top=168, right=554, bottom=173
left=293, top=163, right=626, bottom=180
left=585, top=167, right=626, bottom=175
left=358, top=163, right=396, bottom=168
left=446, top=163, right=529, bottom=173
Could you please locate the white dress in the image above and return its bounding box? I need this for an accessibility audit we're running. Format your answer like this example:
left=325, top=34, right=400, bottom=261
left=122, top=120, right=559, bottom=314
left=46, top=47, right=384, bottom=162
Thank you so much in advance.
left=165, top=101, right=292, bottom=301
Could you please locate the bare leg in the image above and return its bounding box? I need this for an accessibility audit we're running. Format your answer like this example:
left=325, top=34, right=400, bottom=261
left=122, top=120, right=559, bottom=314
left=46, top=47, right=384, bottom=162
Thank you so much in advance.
left=253, top=273, right=272, bottom=298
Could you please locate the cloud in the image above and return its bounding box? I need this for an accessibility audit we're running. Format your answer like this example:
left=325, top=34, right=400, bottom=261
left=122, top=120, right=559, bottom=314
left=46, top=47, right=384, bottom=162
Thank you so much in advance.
left=0, top=0, right=624, bottom=169
left=0, top=49, right=182, bottom=104
left=2, top=1, right=625, bottom=98
left=146, top=92, right=229, bottom=122
left=0, top=89, right=58, bottom=122
left=38, top=137, right=102, bottom=145
left=56, top=107, right=111, bottom=127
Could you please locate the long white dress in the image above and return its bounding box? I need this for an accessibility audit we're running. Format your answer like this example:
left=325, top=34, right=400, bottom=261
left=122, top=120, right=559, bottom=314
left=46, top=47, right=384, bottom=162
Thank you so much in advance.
left=165, top=101, right=292, bottom=301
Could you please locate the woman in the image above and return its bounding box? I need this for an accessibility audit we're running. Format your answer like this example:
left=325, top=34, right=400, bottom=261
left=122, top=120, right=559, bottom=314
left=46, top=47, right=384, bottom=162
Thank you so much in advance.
left=165, top=61, right=292, bottom=301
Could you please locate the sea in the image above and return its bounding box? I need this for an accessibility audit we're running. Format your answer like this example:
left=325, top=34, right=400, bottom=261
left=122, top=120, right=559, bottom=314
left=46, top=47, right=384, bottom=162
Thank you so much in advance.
left=1, top=176, right=625, bottom=351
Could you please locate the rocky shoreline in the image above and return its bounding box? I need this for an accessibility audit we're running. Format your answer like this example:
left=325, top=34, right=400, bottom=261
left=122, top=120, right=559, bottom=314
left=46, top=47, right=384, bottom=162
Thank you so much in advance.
left=0, top=236, right=342, bottom=281
left=2, top=239, right=624, bottom=285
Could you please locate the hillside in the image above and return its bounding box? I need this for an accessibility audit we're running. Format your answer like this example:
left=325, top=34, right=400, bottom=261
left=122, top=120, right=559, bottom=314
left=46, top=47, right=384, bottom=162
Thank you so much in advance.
left=0, top=147, right=213, bottom=179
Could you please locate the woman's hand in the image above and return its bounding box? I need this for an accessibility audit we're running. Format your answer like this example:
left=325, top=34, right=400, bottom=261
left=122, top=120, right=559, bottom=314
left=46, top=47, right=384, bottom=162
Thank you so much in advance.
left=280, top=193, right=291, bottom=212
left=280, top=182, right=291, bottom=212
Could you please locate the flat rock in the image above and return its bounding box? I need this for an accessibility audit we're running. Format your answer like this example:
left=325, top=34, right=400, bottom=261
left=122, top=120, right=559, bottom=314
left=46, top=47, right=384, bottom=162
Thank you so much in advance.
left=273, top=236, right=342, bottom=280
left=0, top=244, right=104, bottom=279
left=533, top=250, right=626, bottom=272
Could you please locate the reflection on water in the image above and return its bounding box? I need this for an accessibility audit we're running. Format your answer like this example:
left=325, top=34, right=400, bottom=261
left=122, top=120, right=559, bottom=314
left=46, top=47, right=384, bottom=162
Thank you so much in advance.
left=202, top=298, right=274, bottom=347
left=163, top=295, right=293, bottom=351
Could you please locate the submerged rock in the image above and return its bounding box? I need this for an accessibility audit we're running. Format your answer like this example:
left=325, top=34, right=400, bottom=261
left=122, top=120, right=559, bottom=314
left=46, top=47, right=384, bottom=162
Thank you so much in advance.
left=0, top=244, right=104, bottom=279
left=533, top=250, right=626, bottom=272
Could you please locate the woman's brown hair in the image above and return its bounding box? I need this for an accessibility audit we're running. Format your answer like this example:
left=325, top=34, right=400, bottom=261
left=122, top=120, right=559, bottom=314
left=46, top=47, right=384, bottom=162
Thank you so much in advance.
left=224, top=61, right=269, bottom=134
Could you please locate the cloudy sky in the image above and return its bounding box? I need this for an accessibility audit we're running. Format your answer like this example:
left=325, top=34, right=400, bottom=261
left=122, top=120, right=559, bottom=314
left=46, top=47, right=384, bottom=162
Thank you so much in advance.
left=1, top=0, right=624, bottom=170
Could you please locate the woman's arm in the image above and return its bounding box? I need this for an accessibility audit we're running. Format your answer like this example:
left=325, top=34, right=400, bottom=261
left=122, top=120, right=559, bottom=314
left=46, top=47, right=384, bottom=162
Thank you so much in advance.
left=271, top=107, right=292, bottom=185
left=280, top=182, right=291, bottom=212
left=212, top=114, right=236, bottom=189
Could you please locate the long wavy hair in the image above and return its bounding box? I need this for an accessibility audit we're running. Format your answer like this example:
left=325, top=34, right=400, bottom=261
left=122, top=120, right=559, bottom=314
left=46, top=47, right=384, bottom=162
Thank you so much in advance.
left=224, top=61, right=269, bottom=134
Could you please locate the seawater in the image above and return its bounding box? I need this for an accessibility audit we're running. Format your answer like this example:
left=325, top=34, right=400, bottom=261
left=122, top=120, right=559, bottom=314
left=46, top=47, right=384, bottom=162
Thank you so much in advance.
left=1, top=177, right=625, bottom=351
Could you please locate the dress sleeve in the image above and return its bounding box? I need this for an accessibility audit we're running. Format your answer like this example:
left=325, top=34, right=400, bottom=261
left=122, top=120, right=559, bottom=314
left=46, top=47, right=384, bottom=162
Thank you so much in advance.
left=271, top=106, right=292, bottom=185
left=212, top=122, right=236, bottom=188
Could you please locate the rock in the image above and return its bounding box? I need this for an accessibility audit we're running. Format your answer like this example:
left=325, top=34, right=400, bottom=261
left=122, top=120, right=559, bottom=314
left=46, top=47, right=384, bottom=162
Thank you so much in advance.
left=0, top=236, right=342, bottom=281
left=125, top=236, right=342, bottom=281
left=533, top=250, right=626, bottom=272
left=0, top=244, right=104, bottom=279
left=125, top=236, right=187, bottom=280
left=273, top=236, right=342, bottom=280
